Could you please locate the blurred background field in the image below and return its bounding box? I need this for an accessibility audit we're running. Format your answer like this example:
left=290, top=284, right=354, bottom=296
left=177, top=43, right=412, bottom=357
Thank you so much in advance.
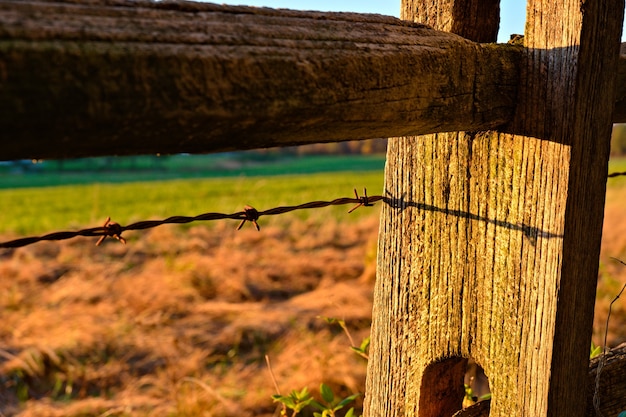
left=0, top=149, right=384, bottom=417
left=0, top=169, right=384, bottom=237
left=0, top=138, right=387, bottom=190
left=0, top=143, right=626, bottom=416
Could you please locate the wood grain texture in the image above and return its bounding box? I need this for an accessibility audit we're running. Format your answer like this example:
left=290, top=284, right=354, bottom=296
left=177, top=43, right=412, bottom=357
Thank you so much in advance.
left=0, top=0, right=521, bottom=160
left=366, top=1, right=502, bottom=416
left=366, top=0, right=624, bottom=417
left=401, top=0, right=500, bottom=42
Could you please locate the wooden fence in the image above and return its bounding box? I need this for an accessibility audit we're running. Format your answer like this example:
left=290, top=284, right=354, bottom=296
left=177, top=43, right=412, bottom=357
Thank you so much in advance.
left=2, top=0, right=626, bottom=416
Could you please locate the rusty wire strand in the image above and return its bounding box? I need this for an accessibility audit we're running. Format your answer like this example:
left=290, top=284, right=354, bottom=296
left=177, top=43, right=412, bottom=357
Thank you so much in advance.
left=5, top=168, right=624, bottom=250
left=0, top=189, right=383, bottom=249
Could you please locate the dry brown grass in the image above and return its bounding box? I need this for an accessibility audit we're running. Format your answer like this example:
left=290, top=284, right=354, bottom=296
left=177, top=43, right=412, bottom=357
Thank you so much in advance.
left=2, top=186, right=626, bottom=417
left=0, top=216, right=378, bottom=417
left=594, top=184, right=626, bottom=348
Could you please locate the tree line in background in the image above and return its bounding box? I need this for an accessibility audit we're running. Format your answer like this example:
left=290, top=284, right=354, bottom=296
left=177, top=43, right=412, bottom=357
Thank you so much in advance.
left=0, top=138, right=389, bottom=174
left=268, top=137, right=388, bottom=155
left=7, top=126, right=626, bottom=175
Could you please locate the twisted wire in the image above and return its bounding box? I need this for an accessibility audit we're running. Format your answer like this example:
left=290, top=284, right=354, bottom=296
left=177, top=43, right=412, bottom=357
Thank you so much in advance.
left=0, top=189, right=383, bottom=249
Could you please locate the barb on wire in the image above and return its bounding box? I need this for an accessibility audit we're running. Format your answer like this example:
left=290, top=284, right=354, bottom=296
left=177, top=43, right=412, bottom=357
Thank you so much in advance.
left=0, top=188, right=383, bottom=249
left=348, top=188, right=373, bottom=213
left=96, top=217, right=126, bottom=246
left=237, top=206, right=260, bottom=231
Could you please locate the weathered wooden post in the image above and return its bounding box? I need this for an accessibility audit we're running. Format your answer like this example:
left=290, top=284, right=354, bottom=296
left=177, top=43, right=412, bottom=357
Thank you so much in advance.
left=366, top=0, right=624, bottom=416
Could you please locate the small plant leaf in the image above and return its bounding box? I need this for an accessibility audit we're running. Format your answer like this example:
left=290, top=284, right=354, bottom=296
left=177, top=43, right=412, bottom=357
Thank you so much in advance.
left=478, top=393, right=492, bottom=401
left=349, top=336, right=370, bottom=360
left=320, top=316, right=342, bottom=326
left=271, top=394, right=286, bottom=402
left=337, top=393, right=360, bottom=408
left=297, top=387, right=310, bottom=400
left=590, top=342, right=603, bottom=359
left=359, top=336, right=370, bottom=351
left=310, top=400, right=326, bottom=411
left=272, top=388, right=314, bottom=413
left=272, top=394, right=295, bottom=409
left=345, top=407, right=355, bottom=417
left=320, top=383, right=334, bottom=404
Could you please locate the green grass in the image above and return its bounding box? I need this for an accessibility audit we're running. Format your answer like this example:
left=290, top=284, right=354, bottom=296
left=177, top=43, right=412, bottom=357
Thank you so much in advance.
left=0, top=172, right=385, bottom=236
left=608, top=156, right=626, bottom=186
left=5, top=155, right=625, bottom=238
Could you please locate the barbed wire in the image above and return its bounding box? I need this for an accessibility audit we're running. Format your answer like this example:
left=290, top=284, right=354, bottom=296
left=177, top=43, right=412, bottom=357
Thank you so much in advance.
left=2, top=168, right=625, bottom=250
left=0, top=188, right=383, bottom=249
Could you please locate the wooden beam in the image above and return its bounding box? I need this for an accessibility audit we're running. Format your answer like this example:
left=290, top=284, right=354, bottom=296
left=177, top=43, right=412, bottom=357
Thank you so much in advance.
left=0, top=0, right=522, bottom=160
left=3, top=1, right=626, bottom=161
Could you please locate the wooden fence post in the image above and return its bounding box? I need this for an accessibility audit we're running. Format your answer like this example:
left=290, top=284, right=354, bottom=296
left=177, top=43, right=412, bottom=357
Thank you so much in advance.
left=365, top=0, right=624, bottom=416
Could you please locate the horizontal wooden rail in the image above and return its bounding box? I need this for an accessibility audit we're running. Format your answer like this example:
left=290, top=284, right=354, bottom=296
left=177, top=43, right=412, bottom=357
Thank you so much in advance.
left=0, top=0, right=521, bottom=160
left=1, top=0, right=626, bottom=160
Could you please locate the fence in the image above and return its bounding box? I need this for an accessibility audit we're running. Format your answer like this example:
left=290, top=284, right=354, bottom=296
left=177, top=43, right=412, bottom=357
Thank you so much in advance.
left=2, top=0, right=626, bottom=416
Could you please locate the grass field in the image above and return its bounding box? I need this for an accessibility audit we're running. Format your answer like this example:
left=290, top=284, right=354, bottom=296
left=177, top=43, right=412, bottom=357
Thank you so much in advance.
left=1, top=158, right=626, bottom=416
left=0, top=171, right=385, bottom=236
left=0, top=169, right=384, bottom=417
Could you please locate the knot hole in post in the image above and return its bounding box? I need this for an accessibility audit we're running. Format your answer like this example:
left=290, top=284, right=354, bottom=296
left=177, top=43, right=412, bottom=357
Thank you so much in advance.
left=419, top=356, right=491, bottom=417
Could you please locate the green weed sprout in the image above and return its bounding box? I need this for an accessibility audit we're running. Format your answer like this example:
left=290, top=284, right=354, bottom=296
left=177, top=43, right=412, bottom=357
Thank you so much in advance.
left=590, top=341, right=603, bottom=359
left=350, top=336, right=370, bottom=360
left=310, top=383, right=359, bottom=417
left=267, top=317, right=365, bottom=417
left=272, top=387, right=315, bottom=417
left=463, top=383, right=491, bottom=407
left=272, top=384, right=359, bottom=417
left=320, top=316, right=369, bottom=360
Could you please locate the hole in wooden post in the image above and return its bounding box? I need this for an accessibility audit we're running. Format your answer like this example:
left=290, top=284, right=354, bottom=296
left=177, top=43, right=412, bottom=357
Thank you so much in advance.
left=419, top=357, right=467, bottom=417
left=419, top=357, right=491, bottom=417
